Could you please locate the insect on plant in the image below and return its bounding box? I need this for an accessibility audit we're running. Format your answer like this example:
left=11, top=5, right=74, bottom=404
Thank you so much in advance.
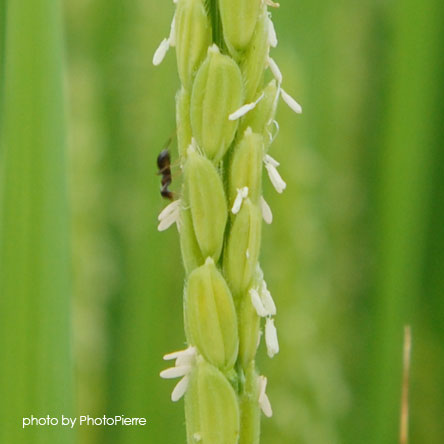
left=157, top=137, right=174, bottom=200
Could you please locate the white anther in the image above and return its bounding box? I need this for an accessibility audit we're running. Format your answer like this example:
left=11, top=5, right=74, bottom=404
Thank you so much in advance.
left=255, top=263, right=265, bottom=281
left=270, top=166, right=286, bottom=192
left=163, top=346, right=196, bottom=361
left=261, top=281, right=276, bottom=315
left=260, top=196, right=273, bottom=224
left=157, top=210, right=179, bottom=231
left=175, top=353, right=194, bottom=367
left=266, top=164, right=286, bottom=193
left=264, top=155, right=286, bottom=193
left=258, top=375, right=273, bottom=417
left=250, top=288, right=268, bottom=317
left=153, top=38, right=170, bottom=66
left=265, top=0, right=280, bottom=7
left=267, top=57, right=282, bottom=84
left=264, top=154, right=279, bottom=167
left=171, top=375, right=190, bottom=402
left=153, top=12, right=177, bottom=64
left=161, top=347, right=196, bottom=402
left=257, top=329, right=263, bottom=349
left=265, top=317, right=279, bottom=358
left=281, top=88, right=302, bottom=114
left=160, top=365, right=192, bottom=379
left=158, top=200, right=181, bottom=231
left=158, top=199, right=180, bottom=221
left=169, top=15, right=176, bottom=47
left=267, top=15, right=278, bottom=47
left=232, top=187, right=249, bottom=214
left=229, top=92, right=265, bottom=121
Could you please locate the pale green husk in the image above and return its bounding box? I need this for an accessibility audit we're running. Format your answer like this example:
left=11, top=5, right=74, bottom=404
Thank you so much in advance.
left=158, top=0, right=292, bottom=441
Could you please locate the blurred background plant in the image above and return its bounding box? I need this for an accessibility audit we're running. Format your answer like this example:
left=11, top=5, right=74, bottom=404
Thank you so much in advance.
left=1, top=0, right=443, bottom=443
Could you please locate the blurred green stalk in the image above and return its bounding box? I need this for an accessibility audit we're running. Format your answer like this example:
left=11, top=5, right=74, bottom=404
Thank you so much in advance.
left=75, top=2, right=185, bottom=442
left=0, top=1, right=74, bottom=443
left=369, top=0, right=441, bottom=442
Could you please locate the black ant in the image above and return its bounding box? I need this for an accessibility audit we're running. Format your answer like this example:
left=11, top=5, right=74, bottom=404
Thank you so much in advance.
left=157, top=137, right=173, bottom=200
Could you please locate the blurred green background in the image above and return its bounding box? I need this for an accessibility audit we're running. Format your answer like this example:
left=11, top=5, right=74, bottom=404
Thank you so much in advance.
left=1, top=0, right=443, bottom=443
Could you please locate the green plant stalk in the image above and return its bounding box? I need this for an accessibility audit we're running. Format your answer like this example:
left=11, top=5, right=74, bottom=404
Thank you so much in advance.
left=368, top=0, right=441, bottom=442
left=0, top=1, right=73, bottom=443
left=156, top=0, right=301, bottom=442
